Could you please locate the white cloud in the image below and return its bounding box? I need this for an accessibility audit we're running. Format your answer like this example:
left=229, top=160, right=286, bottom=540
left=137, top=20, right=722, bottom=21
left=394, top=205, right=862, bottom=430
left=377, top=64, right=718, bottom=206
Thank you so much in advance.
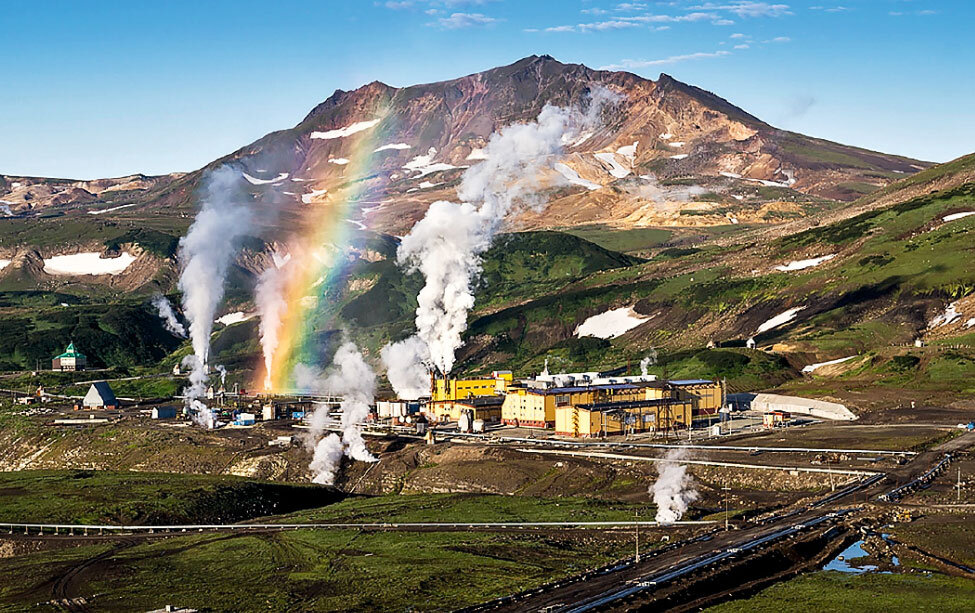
left=890, top=9, right=938, bottom=17
left=385, top=0, right=498, bottom=11
left=622, top=12, right=721, bottom=23
left=691, top=2, right=793, bottom=18
left=580, top=19, right=643, bottom=31
left=600, top=50, right=731, bottom=70
left=768, top=35, right=791, bottom=42
left=615, top=2, right=649, bottom=11
left=432, top=12, right=500, bottom=28
left=734, top=43, right=750, bottom=48
left=540, top=19, right=646, bottom=33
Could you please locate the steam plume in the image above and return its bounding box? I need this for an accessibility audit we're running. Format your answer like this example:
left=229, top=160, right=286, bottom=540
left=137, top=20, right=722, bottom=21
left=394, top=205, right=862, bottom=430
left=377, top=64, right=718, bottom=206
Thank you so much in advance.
left=390, top=89, right=618, bottom=377
left=255, top=257, right=290, bottom=390
left=651, top=448, right=699, bottom=523
left=151, top=294, right=186, bottom=338
left=305, top=341, right=378, bottom=484
left=640, top=348, right=658, bottom=376
left=380, top=336, right=431, bottom=400
left=177, top=166, right=253, bottom=426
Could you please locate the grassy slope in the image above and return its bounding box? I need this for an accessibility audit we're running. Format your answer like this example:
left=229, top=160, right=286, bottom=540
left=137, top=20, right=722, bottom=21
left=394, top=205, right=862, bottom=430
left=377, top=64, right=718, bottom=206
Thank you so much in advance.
left=448, top=170, right=975, bottom=382
left=0, top=528, right=631, bottom=612
left=0, top=298, right=183, bottom=371
left=0, top=476, right=648, bottom=612
left=0, top=471, right=652, bottom=525
left=275, top=492, right=649, bottom=523
left=706, top=571, right=975, bottom=613
left=0, top=470, right=340, bottom=524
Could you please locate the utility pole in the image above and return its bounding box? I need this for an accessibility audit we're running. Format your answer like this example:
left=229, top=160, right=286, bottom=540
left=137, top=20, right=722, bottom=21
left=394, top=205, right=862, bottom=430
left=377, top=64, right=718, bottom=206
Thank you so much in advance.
left=958, top=467, right=963, bottom=503
left=635, top=510, right=640, bottom=563
left=722, top=486, right=731, bottom=531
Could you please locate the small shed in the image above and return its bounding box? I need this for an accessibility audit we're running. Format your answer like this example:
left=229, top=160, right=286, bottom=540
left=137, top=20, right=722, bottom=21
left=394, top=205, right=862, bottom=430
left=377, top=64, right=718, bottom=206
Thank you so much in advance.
left=82, top=381, right=118, bottom=410
left=152, top=406, right=177, bottom=419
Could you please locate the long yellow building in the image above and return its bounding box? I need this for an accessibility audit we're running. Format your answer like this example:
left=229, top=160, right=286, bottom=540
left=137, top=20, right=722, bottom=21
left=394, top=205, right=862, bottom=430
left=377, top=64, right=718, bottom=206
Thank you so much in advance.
left=669, top=379, right=726, bottom=420
left=554, top=398, right=692, bottom=438
left=501, top=379, right=723, bottom=437
left=431, top=371, right=512, bottom=403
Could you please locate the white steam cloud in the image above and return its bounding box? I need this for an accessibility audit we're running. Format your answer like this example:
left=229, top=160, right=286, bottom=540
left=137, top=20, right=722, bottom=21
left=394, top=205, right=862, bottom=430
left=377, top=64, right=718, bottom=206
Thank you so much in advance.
left=256, top=258, right=289, bottom=390
left=151, top=294, right=186, bottom=338
left=640, top=348, right=658, bottom=376
left=651, top=448, right=699, bottom=523
left=383, top=86, right=621, bottom=381
left=305, top=341, right=378, bottom=484
left=380, top=336, right=431, bottom=400
left=630, top=174, right=708, bottom=203
left=214, top=364, right=227, bottom=387
left=177, top=166, right=253, bottom=427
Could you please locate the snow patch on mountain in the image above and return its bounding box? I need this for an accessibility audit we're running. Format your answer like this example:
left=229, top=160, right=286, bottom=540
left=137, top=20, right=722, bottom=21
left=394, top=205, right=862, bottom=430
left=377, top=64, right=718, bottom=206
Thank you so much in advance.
left=802, top=355, right=857, bottom=374
left=594, top=152, right=630, bottom=179
left=374, top=143, right=412, bottom=153
left=215, top=312, right=254, bottom=326
left=774, top=254, right=836, bottom=272
left=554, top=163, right=601, bottom=190
left=575, top=307, right=651, bottom=339
left=301, top=188, right=328, bottom=204
left=243, top=172, right=288, bottom=185
left=944, top=211, right=975, bottom=223
left=310, top=119, right=381, bottom=140
left=88, top=203, right=137, bottom=215
left=403, top=147, right=463, bottom=177
left=756, top=307, right=805, bottom=335
left=616, top=141, right=638, bottom=163
left=43, top=252, right=137, bottom=276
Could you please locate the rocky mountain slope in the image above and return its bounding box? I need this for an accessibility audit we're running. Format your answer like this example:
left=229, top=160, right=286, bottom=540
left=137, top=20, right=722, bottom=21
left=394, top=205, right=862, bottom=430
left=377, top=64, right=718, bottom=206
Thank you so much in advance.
left=154, top=54, right=928, bottom=236
left=0, top=55, right=969, bottom=393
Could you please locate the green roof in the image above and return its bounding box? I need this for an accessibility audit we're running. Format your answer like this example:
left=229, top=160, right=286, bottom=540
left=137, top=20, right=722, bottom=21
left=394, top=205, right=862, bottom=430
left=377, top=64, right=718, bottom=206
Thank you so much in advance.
left=55, top=342, right=86, bottom=360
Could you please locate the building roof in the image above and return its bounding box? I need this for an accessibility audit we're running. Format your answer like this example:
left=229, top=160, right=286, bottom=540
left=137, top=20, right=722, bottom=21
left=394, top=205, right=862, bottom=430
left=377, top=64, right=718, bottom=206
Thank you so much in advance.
left=83, top=381, right=117, bottom=406
left=441, top=395, right=504, bottom=408
left=55, top=342, right=86, bottom=360
left=520, top=381, right=669, bottom=395
left=573, top=398, right=692, bottom=412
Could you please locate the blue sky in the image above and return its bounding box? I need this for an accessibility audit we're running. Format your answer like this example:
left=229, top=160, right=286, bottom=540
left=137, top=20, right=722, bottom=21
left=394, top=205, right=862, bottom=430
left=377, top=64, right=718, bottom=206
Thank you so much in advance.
left=1, top=0, right=971, bottom=178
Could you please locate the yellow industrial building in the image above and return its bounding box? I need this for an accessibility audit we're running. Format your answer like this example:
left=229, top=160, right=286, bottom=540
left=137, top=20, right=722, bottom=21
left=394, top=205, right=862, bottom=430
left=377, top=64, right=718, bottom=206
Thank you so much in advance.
left=554, top=397, right=692, bottom=438
left=501, top=379, right=724, bottom=437
left=501, top=381, right=674, bottom=428
left=419, top=370, right=724, bottom=438
left=426, top=396, right=504, bottom=423
left=431, top=371, right=512, bottom=403
left=668, top=379, right=726, bottom=421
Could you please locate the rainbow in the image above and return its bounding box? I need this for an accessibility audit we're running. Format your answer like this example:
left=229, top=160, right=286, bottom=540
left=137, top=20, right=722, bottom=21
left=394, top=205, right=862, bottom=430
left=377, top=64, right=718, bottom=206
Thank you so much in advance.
left=257, top=118, right=391, bottom=392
